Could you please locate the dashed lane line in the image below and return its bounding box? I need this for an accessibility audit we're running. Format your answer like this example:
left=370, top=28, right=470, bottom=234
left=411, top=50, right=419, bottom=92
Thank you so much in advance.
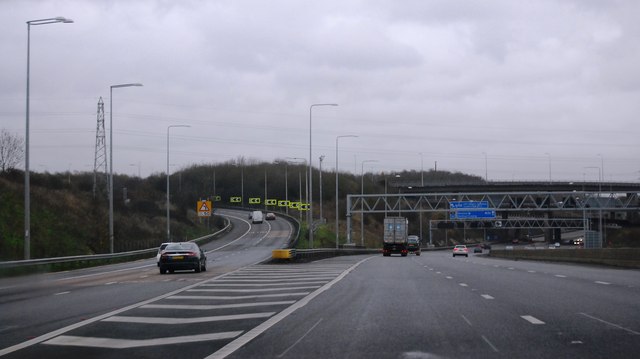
left=521, top=315, right=545, bottom=325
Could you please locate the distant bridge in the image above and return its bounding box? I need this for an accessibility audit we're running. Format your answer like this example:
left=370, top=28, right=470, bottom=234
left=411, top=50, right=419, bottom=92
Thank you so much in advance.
left=344, top=182, right=640, bottom=249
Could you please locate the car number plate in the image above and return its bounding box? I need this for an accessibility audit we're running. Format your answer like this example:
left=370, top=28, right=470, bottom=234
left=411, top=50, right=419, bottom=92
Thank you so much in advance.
left=172, top=256, right=184, bottom=260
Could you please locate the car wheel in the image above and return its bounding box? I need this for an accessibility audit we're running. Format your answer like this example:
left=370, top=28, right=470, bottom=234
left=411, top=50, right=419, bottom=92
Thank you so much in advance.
left=159, top=267, right=166, bottom=274
left=417, top=252, right=421, bottom=256
left=465, top=254, right=468, bottom=257
left=169, top=268, right=174, bottom=274
left=452, top=254, right=456, bottom=257
left=202, top=261, right=207, bottom=272
left=195, top=262, right=202, bottom=273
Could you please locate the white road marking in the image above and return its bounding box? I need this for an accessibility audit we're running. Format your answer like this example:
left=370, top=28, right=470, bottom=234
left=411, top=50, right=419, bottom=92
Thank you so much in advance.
left=277, top=318, right=323, bottom=358
left=595, top=281, right=611, bottom=285
left=508, top=267, right=515, bottom=270
left=142, top=301, right=296, bottom=310
left=198, top=281, right=327, bottom=287
left=579, top=312, right=640, bottom=335
left=482, top=335, right=500, bottom=352
left=461, top=315, right=473, bottom=326
left=217, top=277, right=336, bottom=283
left=521, top=315, right=545, bottom=325
left=191, top=286, right=321, bottom=293
left=555, top=274, right=567, bottom=278
left=445, top=276, right=453, bottom=279
left=169, top=292, right=309, bottom=300
left=103, top=312, right=274, bottom=324
left=205, top=257, right=372, bottom=359
left=43, top=331, right=242, bottom=349
left=459, top=283, right=468, bottom=287
left=528, top=270, right=536, bottom=273
left=481, top=294, right=494, bottom=300
left=54, top=291, right=70, bottom=296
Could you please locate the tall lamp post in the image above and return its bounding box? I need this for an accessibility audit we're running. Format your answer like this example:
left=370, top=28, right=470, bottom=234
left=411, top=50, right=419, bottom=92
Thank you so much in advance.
left=585, top=166, right=603, bottom=247
left=109, top=83, right=142, bottom=253
left=309, top=103, right=338, bottom=249
left=360, top=159, right=377, bottom=246
left=167, top=125, right=190, bottom=242
left=24, top=16, right=73, bottom=260
left=335, top=135, right=358, bottom=248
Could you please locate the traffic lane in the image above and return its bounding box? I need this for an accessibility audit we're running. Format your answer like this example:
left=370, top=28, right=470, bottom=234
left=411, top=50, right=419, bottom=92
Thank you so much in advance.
left=228, top=253, right=639, bottom=359
left=205, top=212, right=291, bottom=267
left=0, top=210, right=273, bottom=352
left=419, top=252, right=640, bottom=358
left=227, top=255, right=537, bottom=359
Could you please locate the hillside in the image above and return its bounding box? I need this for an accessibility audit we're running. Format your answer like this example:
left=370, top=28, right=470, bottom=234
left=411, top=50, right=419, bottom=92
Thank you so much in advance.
left=0, top=161, right=486, bottom=260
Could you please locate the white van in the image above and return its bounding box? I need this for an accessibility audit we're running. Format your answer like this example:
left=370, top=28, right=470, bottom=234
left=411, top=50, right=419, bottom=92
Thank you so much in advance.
left=251, top=210, right=264, bottom=224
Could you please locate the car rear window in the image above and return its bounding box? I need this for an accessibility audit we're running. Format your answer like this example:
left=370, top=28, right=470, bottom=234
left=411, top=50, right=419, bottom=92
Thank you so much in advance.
left=165, top=242, right=197, bottom=251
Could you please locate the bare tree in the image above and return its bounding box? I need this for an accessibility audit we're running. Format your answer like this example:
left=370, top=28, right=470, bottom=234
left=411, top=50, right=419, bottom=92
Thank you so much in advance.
left=0, top=129, right=24, bottom=172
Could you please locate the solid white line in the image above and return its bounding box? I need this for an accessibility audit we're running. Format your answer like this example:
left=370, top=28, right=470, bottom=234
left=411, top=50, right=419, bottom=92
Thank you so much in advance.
left=481, top=294, right=494, bottom=300
left=205, top=256, right=373, bottom=359
left=198, top=281, right=328, bottom=287
left=555, top=274, right=567, bottom=278
left=481, top=335, right=500, bottom=352
left=521, top=315, right=545, bottom=325
left=103, top=312, right=274, bottom=324
left=277, top=318, right=323, bottom=358
left=43, top=331, right=243, bottom=349
left=594, top=281, right=611, bottom=285
left=190, top=286, right=321, bottom=293
left=54, top=291, right=70, bottom=296
left=216, top=277, right=335, bottom=283
left=579, top=312, right=640, bottom=335
left=169, top=292, right=310, bottom=300
left=142, top=301, right=296, bottom=310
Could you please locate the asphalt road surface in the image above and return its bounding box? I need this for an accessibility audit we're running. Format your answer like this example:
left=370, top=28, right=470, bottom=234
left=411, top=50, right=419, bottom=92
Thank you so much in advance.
left=1, top=224, right=638, bottom=358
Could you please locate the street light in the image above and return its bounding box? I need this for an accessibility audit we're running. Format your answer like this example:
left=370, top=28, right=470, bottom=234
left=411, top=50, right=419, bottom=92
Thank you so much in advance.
left=286, top=157, right=306, bottom=221
left=309, top=103, right=338, bottom=249
left=167, top=124, right=190, bottom=242
left=109, top=83, right=142, bottom=253
left=545, top=152, right=552, bottom=183
left=482, top=152, right=488, bottom=181
left=24, top=16, right=73, bottom=260
left=335, top=135, right=358, bottom=248
left=361, top=159, right=377, bottom=247
left=585, top=166, right=603, bottom=247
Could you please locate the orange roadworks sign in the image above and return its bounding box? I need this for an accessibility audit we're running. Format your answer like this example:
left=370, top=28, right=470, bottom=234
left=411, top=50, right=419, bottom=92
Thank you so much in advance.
left=197, top=200, right=212, bottom=217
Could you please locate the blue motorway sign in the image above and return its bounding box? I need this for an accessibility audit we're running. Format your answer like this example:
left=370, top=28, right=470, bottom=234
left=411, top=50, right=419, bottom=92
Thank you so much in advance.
left=450, top=210, right=496, bottom=219
left=450, top=201, right=489, bottom=209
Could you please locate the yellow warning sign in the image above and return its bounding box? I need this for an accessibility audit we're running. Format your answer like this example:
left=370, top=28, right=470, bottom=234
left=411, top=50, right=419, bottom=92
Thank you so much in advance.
left=249, top=197, right=261, bottom=204
left=230, top=197, right=242, bottom=203
left=197, top=200, right=212, bottom=217
left=265, top=199, right=277, bottom=206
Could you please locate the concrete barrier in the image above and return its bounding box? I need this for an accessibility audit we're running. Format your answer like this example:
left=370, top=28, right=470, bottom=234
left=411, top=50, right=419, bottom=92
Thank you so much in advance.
left=490, top=248, right=640, bottom=269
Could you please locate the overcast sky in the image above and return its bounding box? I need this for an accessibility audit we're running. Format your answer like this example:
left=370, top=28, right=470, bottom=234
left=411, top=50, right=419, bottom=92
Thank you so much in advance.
left=1, top=0, right=638, bottom=182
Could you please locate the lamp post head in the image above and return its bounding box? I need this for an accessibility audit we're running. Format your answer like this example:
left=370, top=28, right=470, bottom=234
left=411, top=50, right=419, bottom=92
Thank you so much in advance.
left=111, top=83, right=143, bottom=89
left=55, top=17, right=74, bottom=23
